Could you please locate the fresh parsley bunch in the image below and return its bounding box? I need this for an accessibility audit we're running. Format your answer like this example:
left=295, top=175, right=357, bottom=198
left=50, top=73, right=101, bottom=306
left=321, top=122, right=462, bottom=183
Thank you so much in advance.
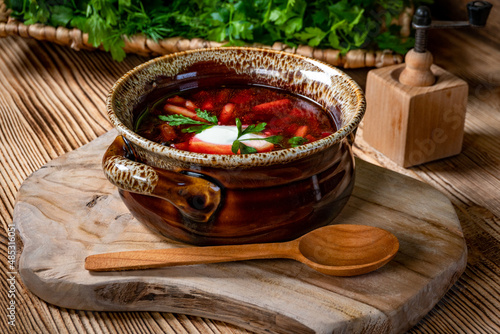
left=6, top=0, right=432, bottom=61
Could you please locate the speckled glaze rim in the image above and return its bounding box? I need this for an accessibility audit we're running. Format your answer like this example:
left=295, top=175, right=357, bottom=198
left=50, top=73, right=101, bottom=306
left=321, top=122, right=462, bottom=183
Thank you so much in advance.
left=106, top=47, right=366, bottom=168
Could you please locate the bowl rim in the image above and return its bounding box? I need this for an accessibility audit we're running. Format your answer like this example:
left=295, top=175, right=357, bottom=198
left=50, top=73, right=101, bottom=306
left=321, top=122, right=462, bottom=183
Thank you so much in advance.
left=106, top=46, right=366, bottom=168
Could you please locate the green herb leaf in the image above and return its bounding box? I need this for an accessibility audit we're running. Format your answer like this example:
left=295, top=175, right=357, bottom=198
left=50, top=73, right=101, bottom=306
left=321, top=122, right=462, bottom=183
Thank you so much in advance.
left=240, top=122, right=267, bottom=137
left=232, top=118, right=283, bottom=154
left=295, top=27, right=327, bottom=47
left=375, top=31, right=416, bottom=55
left=235, top=117, right=244, bottom=136
left=231, top=140, right=240, bottom=154
left=238, top=142, right=258, bottom=154
left=50, top=6, right=74, bottom=27
left=159, top=109, right=217, bottom=126
left=196, top=108, right=218, bottom=124
left=159, top=109, right=218, bottom=134
left=240, top=135, right=283, bottom=145
left=158, top=114, right=205, bottom=126
left=288, top=136, right=308, bottom=147
left=264, top=135, right=283, bottom=145
left=182, top=124, right=215, bottom=134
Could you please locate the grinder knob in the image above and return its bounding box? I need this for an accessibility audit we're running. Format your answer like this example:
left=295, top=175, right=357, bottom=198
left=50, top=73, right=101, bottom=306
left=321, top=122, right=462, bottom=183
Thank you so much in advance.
left=413, top=6, right=432, bottom=28
left=467, top=1, right=493, bottom=27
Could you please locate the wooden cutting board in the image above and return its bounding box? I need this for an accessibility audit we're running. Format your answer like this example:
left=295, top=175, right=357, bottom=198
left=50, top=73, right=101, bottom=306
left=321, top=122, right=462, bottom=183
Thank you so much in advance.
left=14, top=130, right=467, bottom=334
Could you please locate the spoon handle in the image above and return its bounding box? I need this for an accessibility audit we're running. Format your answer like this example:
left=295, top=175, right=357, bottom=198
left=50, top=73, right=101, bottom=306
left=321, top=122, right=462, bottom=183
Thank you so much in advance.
left=85, top=241, right=298, bottom=271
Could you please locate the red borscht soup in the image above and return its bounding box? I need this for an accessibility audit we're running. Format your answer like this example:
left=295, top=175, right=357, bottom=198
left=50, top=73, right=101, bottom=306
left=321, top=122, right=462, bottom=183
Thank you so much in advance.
left=135, top=85, right=338, bottom=154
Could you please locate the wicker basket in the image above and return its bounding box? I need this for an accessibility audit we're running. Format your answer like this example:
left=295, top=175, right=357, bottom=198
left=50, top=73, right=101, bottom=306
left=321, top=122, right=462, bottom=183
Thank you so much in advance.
left=0, top=1, right=408, bottom=68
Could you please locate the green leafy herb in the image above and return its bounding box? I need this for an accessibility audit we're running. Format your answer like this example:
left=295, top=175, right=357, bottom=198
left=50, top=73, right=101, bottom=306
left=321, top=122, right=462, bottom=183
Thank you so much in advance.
left=6, top=0, right=433, bottom=61
left=158, top=114, right=204, bottom=126
left=195, top=109, right=218, bottom=124
left=288, top=136, right=308, bottom=147
left=159, top=109, right=217, bottom=134
left=158, top=110, right=306, bottom=153
left=231, top=118, right=282, bottom=154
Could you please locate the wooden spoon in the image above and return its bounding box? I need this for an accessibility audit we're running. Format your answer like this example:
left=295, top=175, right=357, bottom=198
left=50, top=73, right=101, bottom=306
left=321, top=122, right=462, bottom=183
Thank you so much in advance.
left=85, top=224, right=399, bottom=276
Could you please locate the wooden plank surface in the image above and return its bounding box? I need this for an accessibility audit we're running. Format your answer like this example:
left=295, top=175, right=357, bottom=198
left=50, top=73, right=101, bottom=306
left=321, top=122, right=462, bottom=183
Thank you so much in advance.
left=13, top=130, right=466, bottom=334
left=1, top=27, right=499, bottom=333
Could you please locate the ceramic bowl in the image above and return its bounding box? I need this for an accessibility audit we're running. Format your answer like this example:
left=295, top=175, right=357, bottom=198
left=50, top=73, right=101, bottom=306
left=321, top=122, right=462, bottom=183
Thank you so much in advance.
left=104, top=47, right=365, bottom=245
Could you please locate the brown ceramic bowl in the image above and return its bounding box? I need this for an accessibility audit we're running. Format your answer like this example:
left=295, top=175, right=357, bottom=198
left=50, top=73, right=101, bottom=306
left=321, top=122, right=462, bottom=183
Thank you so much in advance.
left=104, top=47, right=365, bottom=245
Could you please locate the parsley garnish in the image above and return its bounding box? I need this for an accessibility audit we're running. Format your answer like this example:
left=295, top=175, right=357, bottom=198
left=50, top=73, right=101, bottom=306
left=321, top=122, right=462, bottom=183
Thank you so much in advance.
left=231, top=118, right=282, bottom=154
left=288, top=136, right=308, bottom=147
left=160, top=111, right=282, bottom=154
left=159, top=109, right=218, bottom=134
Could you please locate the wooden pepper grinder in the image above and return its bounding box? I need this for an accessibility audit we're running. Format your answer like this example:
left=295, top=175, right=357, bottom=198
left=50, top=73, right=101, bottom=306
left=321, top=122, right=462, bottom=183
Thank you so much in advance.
left=363, top=1, right=492, bottom=167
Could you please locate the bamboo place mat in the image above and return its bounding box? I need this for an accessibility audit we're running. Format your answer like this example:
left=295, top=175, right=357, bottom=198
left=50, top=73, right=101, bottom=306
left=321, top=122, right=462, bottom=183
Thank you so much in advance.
left=0, top=1, right=404, bottom=68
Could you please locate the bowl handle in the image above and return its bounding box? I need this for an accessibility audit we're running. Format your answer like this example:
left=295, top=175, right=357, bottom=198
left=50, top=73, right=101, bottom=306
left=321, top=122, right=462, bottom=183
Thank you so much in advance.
left=102, top=136, right=222, bottom=223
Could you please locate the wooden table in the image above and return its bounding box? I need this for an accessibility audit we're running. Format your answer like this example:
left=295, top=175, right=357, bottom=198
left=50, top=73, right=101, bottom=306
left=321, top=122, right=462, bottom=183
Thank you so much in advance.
left=1, top=28, right=499, bottom=333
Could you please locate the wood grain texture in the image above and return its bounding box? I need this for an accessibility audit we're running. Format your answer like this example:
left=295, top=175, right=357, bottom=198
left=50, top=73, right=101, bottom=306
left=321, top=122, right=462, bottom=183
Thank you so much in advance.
left=1, top=24, right=500, bottom=333
left=14, top=130, right=465, bottom=334
left=363, top=62, right=468, bottom=167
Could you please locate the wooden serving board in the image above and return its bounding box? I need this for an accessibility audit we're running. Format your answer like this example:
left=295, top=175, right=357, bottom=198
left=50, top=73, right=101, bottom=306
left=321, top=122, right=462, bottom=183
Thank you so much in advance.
left=14, top=130, right=467, bottom=334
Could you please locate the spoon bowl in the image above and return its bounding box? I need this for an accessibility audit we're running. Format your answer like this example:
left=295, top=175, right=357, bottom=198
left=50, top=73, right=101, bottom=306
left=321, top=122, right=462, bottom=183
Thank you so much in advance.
left=296, top=224, right=399, bottom=276
left=85, top=224, right=399, bottom=276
